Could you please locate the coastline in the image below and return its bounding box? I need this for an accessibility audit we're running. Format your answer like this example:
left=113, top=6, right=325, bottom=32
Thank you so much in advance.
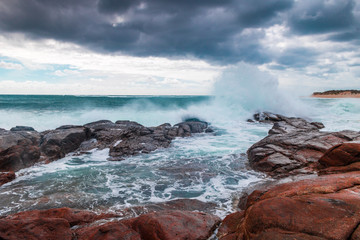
left=2, top=113, right=360, bottom=239
left=311, top=93, right=360, bottom=98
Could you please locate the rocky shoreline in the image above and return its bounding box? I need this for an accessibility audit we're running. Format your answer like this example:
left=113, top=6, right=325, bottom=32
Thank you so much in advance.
left=0, top=118, right=213, bottom=186
left=312, top=89, right=360, bottom=98
left=1, top=114, right=360, bottom=239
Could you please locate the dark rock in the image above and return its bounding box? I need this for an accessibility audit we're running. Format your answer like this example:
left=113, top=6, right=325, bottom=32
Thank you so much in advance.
left=0, top=171, right=15, bottom=186
left=109, top=120, right=211, bottom=160
left=247, top=113, right=360, bottom=177
left=10, top=126, right=36, bottom=132
left=40, top=126, right=91, bottom=162
left=0, top=129, right=41, bottom=171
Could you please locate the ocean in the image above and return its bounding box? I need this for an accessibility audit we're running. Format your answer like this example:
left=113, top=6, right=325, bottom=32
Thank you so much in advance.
left=0, top=94, right=360, bottom=217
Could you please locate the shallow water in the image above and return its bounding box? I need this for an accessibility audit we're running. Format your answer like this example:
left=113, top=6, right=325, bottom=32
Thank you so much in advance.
left=0, top=95, right=359, bottom=218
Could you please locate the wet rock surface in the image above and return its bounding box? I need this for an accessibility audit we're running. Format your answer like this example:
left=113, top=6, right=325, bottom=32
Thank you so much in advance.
left=0, top=128, right=41, bottom=172
left=217, top=116, right=360, bottom=240
left=247, top=112, right=360, bottom=177
left=0, top=119, right=213, bottom=184
left=41, top=126, right=91, bottom=162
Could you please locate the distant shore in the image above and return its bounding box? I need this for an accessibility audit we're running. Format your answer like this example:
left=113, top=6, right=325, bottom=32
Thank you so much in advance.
left=311, top=90, right=360, bottom=98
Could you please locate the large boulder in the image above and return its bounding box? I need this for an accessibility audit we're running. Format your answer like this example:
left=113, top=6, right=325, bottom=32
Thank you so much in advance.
left=219, top=172, right=360, bottom=240
left=247, top=113, right=360, bottom=177
left=0, top=129, right=41, bottom=171
left=40, top=126, right=91, bottom=161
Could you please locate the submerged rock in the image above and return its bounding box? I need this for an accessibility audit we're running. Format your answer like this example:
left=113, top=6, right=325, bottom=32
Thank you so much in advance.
left=10, top=126, right=36, bottom=132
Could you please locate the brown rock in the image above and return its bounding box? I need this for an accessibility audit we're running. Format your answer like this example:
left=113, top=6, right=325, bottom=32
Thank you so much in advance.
left=75, top=222, right=141, bottom=240
left=319, top=142, right=360, bottom=167
left=0, top=217, right=72, bottom=240
left=217, top=211, right=244, bottom=240
left=0, top=171, right=15, bottom=186
left=123, top=210, right=221, bottom=240
left=6, top=207, right=117, bottom=227
left=229, top=172, right=360, bottom=240
left=351, top=225, right=360, bottom=240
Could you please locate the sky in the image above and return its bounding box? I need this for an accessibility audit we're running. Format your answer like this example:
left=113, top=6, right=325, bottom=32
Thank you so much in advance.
left=0, top=0, right=359, bottom=95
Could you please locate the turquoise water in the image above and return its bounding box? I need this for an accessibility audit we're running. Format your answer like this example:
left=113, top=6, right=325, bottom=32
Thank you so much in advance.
left=0, top=95, right=359, bottom=217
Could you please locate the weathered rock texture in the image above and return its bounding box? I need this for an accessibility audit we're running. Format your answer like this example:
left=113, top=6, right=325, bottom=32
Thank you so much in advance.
left=218, top=172, right=360, bottom=240
left=0, top=128, right=41, bottom=172
left=247, top=112, right=360, bottom=177
left=0, top=171, right=15, bottom=186
left=0, top=119, right=213, bottom=183
left=0, top=207, right=220, bottom=240
left=318, top=142, right=360, bottom=175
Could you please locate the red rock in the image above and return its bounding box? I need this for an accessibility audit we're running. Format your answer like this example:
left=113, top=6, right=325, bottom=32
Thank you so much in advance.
left=7, top=207, right=117, bottom=226
left=351, top=225, right=360, bottom=240
left=0, top=171, right=15, bottom=186
left=123, top=210, right=221, bottom=240
left=251, top=230, right=327, bottom=240
left=319, top=143, right=360, bottom=167
left=319, top=162, right=360, bottom=175
left=75, top=222, right=141, bottom=240
left=0, top=217, right=72, bottom=240
left=217, top=211, right=244, bottom=240
left=226, top=172, right=360, bottom=240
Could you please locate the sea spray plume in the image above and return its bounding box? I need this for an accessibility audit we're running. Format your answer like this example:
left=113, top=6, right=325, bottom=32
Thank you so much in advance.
left=212, top=63, right=308, bottom=117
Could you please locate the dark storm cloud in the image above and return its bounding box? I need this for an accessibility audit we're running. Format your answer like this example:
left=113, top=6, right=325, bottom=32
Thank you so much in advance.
left=0, top=0, right=359, bottom=67
left=288, top=0, right=356, bottom=34
left=0, top=0, right=293, bottom=64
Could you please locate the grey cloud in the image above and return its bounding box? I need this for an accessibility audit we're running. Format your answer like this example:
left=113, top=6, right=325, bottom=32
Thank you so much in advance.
left=0, top=0, right=359, bottom=69
left=0, top=0, right=293, bottom=64
left=288, top=0, right=357, bottom=35
left=276, top=47, right=319, bottom=69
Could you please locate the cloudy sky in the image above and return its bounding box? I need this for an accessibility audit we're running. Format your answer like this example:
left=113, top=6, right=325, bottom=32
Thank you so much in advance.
left=0, top=0, right=359, bottom=95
